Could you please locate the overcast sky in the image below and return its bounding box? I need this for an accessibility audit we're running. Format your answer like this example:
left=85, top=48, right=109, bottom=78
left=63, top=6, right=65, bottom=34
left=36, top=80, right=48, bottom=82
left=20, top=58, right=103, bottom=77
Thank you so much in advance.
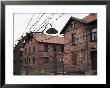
left=14, top=13, right=89, bottom=44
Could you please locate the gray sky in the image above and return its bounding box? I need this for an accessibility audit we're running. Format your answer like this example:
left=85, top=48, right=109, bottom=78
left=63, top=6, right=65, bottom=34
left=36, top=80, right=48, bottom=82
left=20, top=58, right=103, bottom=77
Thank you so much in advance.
left=14, top=13, right=89, bottom=44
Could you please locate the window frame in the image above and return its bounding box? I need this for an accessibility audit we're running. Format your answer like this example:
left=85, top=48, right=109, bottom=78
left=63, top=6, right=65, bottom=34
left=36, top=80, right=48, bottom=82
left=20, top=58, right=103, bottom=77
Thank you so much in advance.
left=72, top=33, right=77, bottom=45
left=43, top=57, right=49, bottom=63
left=32, top=57, right=35, bottom=64
left=33, top=46, right=35, bottom=52
left=90, top=28, right=97, bottom=42
left=29, top=47, right=31, bottom=54
left=71, top=52, right=77, bottom=65
left=44, top=44, right=48, bottom=52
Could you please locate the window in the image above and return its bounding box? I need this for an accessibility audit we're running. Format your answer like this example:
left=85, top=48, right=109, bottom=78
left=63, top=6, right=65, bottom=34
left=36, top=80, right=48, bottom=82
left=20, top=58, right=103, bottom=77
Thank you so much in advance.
left=32, top=57, right=35, bottom=64
left=33, top=46, right=35, bottom=52
left=90, top=51, right=97, bottom=70
left=44, top=44, right=48, bottom=52
left=60, top=58, right=63, bottom=61
left=70, top=23, right=74, bottom=29
left=20, top=51, right=23, bottom=56
left=71, top=22, right=79, bottom=29
left=30, top=38, right=32, bottom=42
left=25, top=48, right=27, bottom=54
left=90, top=28, right=97, bottom=42
left=19, top=60, right=23, bottom=63
left=43, top=57, right=49, bottom=63
left=29, top=47, right=30, bottom=54
left=28, top=58, right=30, bottom=63
left=24, top=58, right=30, bottom=64
left=53, top=46, right=57, bottom=52
left=24, top=58, right=28, bottom=64
left=72, top=33, right=77, bottom=45
left=27, top=40, right=29, bottom=43
left=71, top=53, right=77, bottom=65
left=61, top=45, right=64, bottom=53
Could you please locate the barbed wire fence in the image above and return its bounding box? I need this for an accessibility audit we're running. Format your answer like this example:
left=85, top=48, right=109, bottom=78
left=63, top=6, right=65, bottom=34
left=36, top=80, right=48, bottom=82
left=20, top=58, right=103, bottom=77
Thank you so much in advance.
left=14, top=13, right=97, bottom=75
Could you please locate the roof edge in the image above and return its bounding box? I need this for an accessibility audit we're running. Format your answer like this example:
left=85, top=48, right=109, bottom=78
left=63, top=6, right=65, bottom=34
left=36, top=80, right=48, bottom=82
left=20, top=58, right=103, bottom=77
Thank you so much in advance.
left=60, top=17, right=86, bottom=34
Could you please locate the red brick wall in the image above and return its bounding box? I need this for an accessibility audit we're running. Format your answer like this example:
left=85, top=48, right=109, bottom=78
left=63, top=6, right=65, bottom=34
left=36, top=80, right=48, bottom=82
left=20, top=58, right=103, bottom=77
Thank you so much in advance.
left=20, top=37, right=64, bottom=74
left=63, top=20, right=97, bottom=73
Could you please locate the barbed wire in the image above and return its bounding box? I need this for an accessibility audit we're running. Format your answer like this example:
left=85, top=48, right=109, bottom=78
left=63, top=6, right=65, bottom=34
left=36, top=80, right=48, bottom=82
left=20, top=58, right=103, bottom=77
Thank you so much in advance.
left=27, top=13, right=45, bottom=33
left=41, top=13, right=64, bottom=33
left=32, top=21, right=86, bottom=44
left=33, top=13, right=55, bottom=32
left=15, top=14, right=97, bottom=74
left=23, top=14, right=35, bottom=35
left=14, top=14, right=35, bottom=44
left=14, top=13, right=46, bottom=44
left=33, top=13, right=64, bottom=40
left=14, top=13, right=65, bottom=45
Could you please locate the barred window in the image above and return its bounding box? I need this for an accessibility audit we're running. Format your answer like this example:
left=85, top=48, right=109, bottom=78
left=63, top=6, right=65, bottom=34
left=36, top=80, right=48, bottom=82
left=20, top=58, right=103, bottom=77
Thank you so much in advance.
left=29, top=47, right=30, bottom=54
left=72, top=33, right=77, bottom=45
left=71, top=53, right=77, bottom=65
left=20, top=51, right=23, bottom=56
left=25, top=48, right=27, bottom=54
left=53, top=46, right=57, bottom=52
left=43, top=57, right=49, bottom=63
left=90, top=28, right=97, bottom=42
left=28, top=58, right=30, bottom=63
left=44, top=44, right=48, bottom=52
left=61, top=45, right=64, bottom=53
left=33, top=46, right=35, bottom=52
left=24, top=58, right=28, bottom=64
left=32, top=57, right=35, bottom=64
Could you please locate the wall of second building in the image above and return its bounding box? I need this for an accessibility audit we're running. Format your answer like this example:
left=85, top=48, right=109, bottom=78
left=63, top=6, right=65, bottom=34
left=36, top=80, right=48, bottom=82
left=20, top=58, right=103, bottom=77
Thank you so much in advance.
left=37, top=42, right=64, bottom=74
left=20, top=37, right=64, bottom=75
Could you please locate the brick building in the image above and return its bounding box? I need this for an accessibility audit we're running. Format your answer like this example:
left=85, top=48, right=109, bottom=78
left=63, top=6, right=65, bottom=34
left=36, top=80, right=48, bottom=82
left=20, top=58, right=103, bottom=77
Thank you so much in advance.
left=14, top=33, right=64, bottom=75
left=14, top=40, right=23, bottom=75
left=60, top=13, right=97, bottom=75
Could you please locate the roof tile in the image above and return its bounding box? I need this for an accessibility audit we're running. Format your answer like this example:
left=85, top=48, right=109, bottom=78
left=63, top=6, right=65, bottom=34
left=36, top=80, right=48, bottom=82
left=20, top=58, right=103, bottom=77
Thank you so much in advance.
left=83, top=13, right=97, bottom=23
left=33, top=33, right=64, bottom=44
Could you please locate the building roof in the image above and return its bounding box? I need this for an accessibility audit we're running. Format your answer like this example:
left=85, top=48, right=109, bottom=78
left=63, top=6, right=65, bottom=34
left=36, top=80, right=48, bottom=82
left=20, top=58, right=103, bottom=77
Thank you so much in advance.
left=60, top=17, right=86, bottom=34
left=60, top=13, right=97, bottom=34
left=33, top=33, right=64, bottom=44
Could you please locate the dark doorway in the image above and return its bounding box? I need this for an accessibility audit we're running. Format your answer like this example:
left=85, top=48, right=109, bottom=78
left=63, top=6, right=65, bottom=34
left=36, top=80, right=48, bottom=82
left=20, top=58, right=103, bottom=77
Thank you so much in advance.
left=90, top=51, right=97, bottom=70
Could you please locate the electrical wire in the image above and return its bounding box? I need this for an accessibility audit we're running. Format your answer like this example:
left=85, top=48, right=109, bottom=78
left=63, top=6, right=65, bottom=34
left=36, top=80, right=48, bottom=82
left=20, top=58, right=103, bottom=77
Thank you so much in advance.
left=27, top=13, right=45, bottom=33
left=33, top=13, right=55, bottom=32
